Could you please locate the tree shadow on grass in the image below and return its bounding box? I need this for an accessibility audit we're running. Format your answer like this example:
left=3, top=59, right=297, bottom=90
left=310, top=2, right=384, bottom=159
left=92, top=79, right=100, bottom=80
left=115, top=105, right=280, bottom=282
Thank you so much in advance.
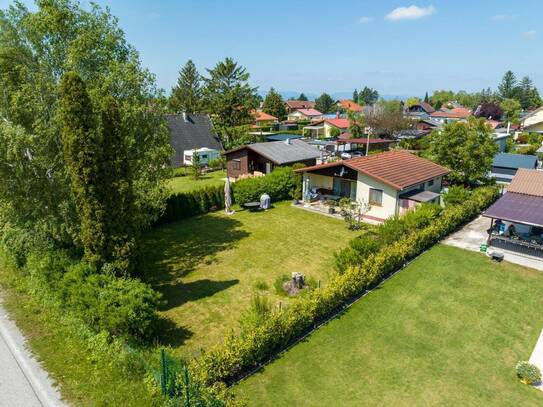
left=154, top=316, right=194, bottom=348
left=158, top=278, right=239, bottom=311
left=142, top=215, right=249, bottom=284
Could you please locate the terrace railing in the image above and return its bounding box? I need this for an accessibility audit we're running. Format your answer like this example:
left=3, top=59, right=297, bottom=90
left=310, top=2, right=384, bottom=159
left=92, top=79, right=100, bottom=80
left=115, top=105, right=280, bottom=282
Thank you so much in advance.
left=490, top=235, right=543, bottom=258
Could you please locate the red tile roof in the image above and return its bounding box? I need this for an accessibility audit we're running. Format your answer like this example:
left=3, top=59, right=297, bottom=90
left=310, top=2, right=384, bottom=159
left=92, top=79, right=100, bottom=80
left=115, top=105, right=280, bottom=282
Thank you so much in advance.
left=430, top=107, right=471, bottom=119
left=325, top=118, right=350, bottom=128
left=296, top=150, right=450, bottom=190
left=337, top=99, right=363, bottom=112
left=296, top=108, right=322, bottom=117
left=286, top=100, right=316, bottom=110
left=253, top=110, right=277, bottom=121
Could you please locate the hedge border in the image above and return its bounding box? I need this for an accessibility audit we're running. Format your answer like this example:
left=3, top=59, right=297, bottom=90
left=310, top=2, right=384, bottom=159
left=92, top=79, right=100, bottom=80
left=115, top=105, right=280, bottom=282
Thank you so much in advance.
left=190, top=186, right=500, bottom=387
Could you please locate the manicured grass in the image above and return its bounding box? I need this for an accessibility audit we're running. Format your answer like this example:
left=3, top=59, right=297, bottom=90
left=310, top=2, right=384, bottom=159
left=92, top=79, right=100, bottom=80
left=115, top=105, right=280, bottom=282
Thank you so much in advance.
left=235, top=245, right=543, bottom=406
left=142, top=202, right=356, bottom=358
left=167, top=169, right=226, bottom=194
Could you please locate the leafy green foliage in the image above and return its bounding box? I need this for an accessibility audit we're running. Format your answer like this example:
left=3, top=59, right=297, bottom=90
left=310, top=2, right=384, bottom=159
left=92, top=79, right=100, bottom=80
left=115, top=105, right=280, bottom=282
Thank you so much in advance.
left=191, top=186, right=499, bottom=387
left=262, top=88, right=287, bottom=121
left=189, top=152, right=202, bottom=179
left=169, top=59, right=202, bottom=113
left=365, top=100, right=412, bottom=137
left=516, top=361, right=541, bottom=385
left=428, top=118, right=498, bottom=185
left=239, top=293, right=272, bottom=330
left=233, top=167, right=296, bottom=205
left=443, top=185, right=471, bottom=206
left=357, top=86, right=379, bottom=105
left=0, top=0, right=171, bottom=255
left=500, top=98, right=522, bottom=124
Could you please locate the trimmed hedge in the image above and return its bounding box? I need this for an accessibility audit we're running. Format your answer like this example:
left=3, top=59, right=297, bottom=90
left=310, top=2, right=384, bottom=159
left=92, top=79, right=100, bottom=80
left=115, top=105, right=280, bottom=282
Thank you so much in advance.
left=232, top=167, right=296, bottom=206
left=156, top=167, right=297, bottom=225
left=156, top=185, right=225, bottom=225
left=191, top=186, right=499, bottom=386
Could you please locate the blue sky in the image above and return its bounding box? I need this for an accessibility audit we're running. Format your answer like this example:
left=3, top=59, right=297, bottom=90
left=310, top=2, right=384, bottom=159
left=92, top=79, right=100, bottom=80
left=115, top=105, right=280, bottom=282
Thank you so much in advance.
left=2, top=1, right=543, bottom=97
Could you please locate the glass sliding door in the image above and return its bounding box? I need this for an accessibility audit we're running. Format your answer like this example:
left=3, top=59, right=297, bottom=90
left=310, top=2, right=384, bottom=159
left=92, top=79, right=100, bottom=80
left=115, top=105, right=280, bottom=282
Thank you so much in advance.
left=333, top=178, right=356, bottom=200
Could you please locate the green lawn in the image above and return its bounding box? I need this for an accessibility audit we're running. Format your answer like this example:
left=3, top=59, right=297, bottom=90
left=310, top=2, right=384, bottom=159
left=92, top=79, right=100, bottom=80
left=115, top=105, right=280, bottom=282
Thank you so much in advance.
left=142, top=202, right=356, bottom=358
left=235, top=245, right=543, bottom=406
left=167, top=169, right=226, bottom=194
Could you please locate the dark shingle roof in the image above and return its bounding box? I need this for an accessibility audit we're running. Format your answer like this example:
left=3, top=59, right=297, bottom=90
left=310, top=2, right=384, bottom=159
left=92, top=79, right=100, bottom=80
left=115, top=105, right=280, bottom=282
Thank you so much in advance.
left=225, top=139, right=321, bottom=165
left=492, top=153, right=537, bottom=170
left=166, top=114, right=222, bottom=167
left=484, top=192, right=543, bottom=227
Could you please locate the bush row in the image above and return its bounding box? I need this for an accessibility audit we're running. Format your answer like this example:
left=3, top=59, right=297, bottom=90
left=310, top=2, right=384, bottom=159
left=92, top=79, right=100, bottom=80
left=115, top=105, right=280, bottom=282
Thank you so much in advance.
left=23, top=249, right=161, bottom=340
left=191, top=186, right=499, bottom=386
left=156, top=167, right=298, bottom=225
left=334, top=203, right=443, bottom=273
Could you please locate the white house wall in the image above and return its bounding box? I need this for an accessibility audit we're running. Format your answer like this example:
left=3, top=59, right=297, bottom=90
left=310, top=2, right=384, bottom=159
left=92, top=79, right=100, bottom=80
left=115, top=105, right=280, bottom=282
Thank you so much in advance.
left=356, top=173, right=399, bottom=220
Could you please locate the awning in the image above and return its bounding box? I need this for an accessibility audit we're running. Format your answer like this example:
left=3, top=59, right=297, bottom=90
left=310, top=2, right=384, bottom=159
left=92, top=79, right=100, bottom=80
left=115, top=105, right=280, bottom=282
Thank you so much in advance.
left=399, top=190, right=440, bottom=203
left=483, top=192, right=543, bottom=227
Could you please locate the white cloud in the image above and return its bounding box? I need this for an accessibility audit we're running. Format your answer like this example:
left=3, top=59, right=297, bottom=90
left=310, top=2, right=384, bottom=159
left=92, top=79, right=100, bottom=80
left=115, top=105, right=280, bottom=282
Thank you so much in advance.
left=490, top=14, right=515, bottom=21
left=358, top=16, right=373, bottom=24
left=385, top=5, right=436, bottom=21
left=523, top=30, right=537, bottom=39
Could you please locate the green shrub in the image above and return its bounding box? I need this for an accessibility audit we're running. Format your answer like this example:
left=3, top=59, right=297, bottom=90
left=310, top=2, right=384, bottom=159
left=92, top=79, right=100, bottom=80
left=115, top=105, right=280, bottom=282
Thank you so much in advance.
left=239, top=293, right=272, bottom=330
left=443, top=185, right=471, bottom=206
left=191, top=186, right=499, bottom=386
left=254, top=280, right=269, bottom=291
left=516, top=361, right=541, bottom=385
left=208, top=157, right=226, bottom=170
left=233, top=166, right=296, bottom=205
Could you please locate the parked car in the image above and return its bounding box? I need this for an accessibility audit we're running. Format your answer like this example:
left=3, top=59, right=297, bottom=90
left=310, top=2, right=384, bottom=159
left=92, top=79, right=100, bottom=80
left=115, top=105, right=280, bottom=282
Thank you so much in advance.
left=351, top=151, right=364, bottom=157
left=340, top=152, right=352, bottom=159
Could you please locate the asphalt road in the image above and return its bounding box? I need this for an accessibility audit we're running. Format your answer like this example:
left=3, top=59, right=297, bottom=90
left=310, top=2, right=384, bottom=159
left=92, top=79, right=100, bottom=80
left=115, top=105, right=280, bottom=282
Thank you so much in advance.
left=0, top=301, right=65, bottom=407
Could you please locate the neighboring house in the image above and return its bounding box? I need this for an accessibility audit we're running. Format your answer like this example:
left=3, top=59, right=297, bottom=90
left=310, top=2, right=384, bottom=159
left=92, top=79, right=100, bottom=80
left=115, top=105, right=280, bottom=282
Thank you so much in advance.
left=183, top=147, right=221, bottom=166
left=166, top=113, right=223, bottom=167
left=287, top=108, right=323, bottom=122
left=490, top=153, right=538, bottom=183
left=336, top=99, right=363, bottom=113
left=285, top=100, right=316, bottom=114
left=253, top=110, right=278, bottom=127
left=303, top=118, right=350, bottom=138
left=265, top=133, right=304, bottom=142
left=521, top=106, right=543, bottom=133
left=483, top=168, right=543, bottom=258
left=415, top=117, right=442, bottom=132
left=297, top=151, right=449, bottom=222
left=223, top=139, right=321, bottom=179
left=429, top=107, right=471, bottom=124
left=405, top=102, right=435, bottom=118
left=493, top=130, right=512, bottom=153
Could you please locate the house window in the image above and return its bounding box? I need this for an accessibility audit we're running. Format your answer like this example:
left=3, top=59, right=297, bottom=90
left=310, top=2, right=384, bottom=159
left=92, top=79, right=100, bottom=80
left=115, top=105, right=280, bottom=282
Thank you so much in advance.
left=201, top=154, right=208, bottom=160
left=428, top=179, right=434, bottom=187
left=232, top=159, right=241, bottom=170
left=369, top=188, right=383, bottom=206
left=184, top=155, right=192, bottom=162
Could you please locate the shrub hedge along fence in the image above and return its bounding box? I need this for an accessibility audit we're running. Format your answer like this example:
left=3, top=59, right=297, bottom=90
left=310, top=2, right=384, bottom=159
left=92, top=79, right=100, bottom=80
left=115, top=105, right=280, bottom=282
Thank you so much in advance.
left=156, top=167, right=298, bottom=225
left=190, top=186, right=500, bottom=387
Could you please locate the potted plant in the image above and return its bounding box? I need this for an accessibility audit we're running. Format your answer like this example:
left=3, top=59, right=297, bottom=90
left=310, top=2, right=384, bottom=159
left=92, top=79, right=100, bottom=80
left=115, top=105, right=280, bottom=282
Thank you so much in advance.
left=327, top=200, right=336, bottom=214
left=516, top=361, right=541, bottom=385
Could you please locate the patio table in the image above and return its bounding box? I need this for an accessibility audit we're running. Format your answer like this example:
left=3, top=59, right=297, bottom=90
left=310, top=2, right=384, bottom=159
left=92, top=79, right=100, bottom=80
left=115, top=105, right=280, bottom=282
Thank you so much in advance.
left=243, top=201, right=261, bottom=211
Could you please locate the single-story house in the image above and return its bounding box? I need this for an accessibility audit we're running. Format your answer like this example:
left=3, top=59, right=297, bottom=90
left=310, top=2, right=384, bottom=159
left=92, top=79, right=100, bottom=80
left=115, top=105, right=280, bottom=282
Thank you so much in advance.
left=336, top=99, right=363, bottom=113
left=285, top=100, right=316, bottom=114
left=166, top=113, right=223, bottom=167
left=183, top=147, right=221, bottom=166
left=483, top=168, right=543, bottom=258
left=303, top=118, right=350, bottom=138
left=490, top=153, right=538, bottom=183
left=297, top=150, right=450, bottom=222
left=223, top=138, right=321, bottom=179
left=405, top=102, right=435, bottom=118
left=287, top=108, right=323, bottom=122
left=429, top=107, right=471, bottom=124
left=521, top=106, right=543, bottom=133
left=253, top=110, right=279, bottom=127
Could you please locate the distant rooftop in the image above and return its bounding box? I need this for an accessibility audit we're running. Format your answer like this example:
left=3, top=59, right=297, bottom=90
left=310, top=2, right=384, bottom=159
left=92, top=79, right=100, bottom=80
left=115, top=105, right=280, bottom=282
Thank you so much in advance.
left=492, top=153, right=537, bottom=170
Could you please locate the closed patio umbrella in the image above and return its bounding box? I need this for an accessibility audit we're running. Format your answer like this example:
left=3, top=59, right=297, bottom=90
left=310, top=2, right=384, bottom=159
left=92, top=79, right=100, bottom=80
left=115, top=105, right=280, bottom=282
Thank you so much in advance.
left=224, top=177, right=233, bottom=214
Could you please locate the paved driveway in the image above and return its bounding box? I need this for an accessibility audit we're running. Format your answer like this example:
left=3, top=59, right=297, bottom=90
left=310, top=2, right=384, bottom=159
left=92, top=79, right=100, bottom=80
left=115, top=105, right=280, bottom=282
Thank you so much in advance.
left=443, top=215, right=543, bottom=271
left=0, top=300, right=65, bottom=406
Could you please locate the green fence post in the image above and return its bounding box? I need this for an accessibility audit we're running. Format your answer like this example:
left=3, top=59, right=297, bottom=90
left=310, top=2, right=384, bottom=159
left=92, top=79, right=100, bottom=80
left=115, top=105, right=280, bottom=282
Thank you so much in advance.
left=160, top=348, right=168, bottom=395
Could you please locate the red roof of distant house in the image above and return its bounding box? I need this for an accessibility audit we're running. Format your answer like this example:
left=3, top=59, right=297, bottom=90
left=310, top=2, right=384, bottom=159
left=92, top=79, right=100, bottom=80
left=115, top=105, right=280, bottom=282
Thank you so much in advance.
left=295, top=150, right=449, bottom=190
left=296, top=108, right=322, bottom=117
left=325, top=118, right=350, bottom=128
left=286, top=100, right=316, bottom=110
left=337, top=99, right=363, bottom=112
left=253, top=110, right=277, bottom=122
left=430, top=107, right=471, bottom=119
left=485, top=119, right=501, bottom=129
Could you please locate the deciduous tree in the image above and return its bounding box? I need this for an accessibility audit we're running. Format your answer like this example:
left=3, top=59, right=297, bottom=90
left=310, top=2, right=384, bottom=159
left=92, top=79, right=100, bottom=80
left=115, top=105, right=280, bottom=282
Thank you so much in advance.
left=428, top=118, right=498, bottom=185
